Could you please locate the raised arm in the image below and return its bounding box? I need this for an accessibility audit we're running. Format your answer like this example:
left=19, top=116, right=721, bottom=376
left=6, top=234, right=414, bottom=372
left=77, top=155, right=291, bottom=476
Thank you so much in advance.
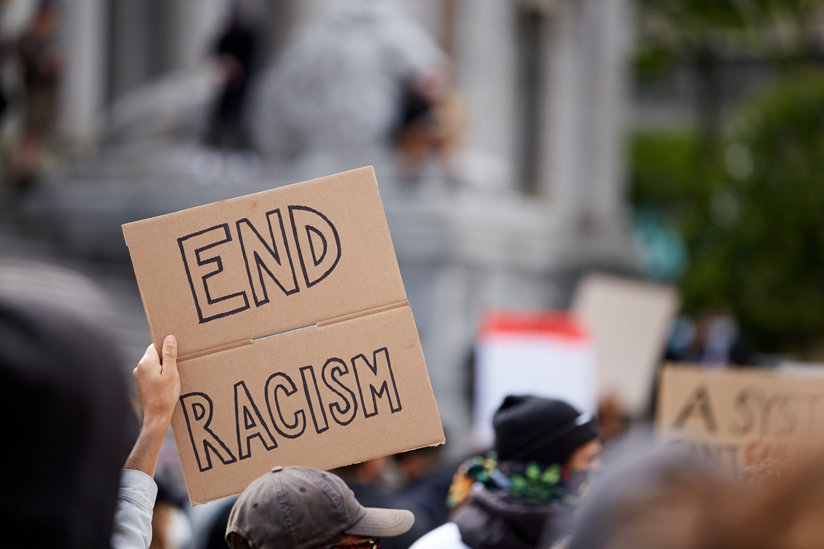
left=113, top=335, right=181, bottom=549
left=125, top=335, right=181, bottom=475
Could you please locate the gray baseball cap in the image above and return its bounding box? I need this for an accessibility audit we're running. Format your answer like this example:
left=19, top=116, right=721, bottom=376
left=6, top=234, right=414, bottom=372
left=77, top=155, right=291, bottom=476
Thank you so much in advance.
left=226, top=466, right=415, bottom=549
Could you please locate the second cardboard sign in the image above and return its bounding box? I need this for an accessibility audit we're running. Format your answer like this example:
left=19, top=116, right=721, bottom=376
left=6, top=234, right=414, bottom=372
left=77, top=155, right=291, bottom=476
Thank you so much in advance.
left=657, top=364, right=824, bottom=474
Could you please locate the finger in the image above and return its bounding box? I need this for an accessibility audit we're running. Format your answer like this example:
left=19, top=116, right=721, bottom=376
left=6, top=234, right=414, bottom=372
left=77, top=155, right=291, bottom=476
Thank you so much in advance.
left=144, top=342, right=159, bottom=363
left=162, top=335, right=178, bottom=370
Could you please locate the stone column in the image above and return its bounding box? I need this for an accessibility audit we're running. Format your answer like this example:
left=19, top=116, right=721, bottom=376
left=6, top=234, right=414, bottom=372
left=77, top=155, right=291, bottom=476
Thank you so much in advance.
left=453, top=0, right=518, bottom=184
left=538, top=0, right=632, bottom=232
left=404, top=0, right=443, bottom=41
left=59, top=0, right=106, bottom=149
left=166, top=0, right=228, bottom=72
left=581, top=0, right=632, bottom=230
left=538, top=0, right=584, bottom=217
left=108, top=0, right=151, bottom=102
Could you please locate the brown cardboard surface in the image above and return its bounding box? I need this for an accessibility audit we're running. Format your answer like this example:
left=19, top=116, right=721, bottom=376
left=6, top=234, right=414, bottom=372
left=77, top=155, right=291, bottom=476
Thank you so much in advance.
left=123, top=167, right=444, bottom=504
left=572, top=274, right=677, bottom=415
left=657, top=365, right=824, bottom=475
left=123, top=166, right=406, bottom=359
left=175, top=304, right=442, bottom=504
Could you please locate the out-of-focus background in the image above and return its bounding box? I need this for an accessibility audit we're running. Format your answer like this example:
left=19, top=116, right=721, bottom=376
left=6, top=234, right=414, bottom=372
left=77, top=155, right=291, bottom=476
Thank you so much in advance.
left=4, top=0, right=824, bottom=436
left=2, top=0, right=824, bottom=535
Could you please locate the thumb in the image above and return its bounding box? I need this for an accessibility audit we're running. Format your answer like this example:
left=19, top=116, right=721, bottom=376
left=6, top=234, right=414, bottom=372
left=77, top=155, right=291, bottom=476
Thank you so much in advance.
left=161, top=335, right=178, bottom=370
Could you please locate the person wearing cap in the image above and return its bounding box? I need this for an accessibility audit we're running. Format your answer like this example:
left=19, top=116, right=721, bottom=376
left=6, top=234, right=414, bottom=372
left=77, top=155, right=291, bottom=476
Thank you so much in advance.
left=410, top=395, right=601, bottom=549
left=225, top=465, right=416, bottom=548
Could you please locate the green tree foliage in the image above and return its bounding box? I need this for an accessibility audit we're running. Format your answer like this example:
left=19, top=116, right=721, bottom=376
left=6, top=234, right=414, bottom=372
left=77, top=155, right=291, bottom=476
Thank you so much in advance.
left=633, top=0, right=824, bottom=353
left=720, top=72, right=824, bottom=351
left=631, top=130, right=729, bottom=315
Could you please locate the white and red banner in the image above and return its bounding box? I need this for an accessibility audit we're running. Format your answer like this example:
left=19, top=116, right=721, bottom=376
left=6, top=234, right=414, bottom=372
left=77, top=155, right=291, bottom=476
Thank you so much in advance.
left=473, top=311, right=596, bottom=448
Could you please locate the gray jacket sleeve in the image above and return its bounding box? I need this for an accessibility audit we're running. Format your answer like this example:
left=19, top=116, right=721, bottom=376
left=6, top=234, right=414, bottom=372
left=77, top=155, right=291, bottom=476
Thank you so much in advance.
left=111, top=469, right=158, bottom=549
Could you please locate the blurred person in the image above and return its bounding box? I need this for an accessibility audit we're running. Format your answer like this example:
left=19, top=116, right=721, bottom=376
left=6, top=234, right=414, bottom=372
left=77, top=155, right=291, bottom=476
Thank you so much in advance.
left=204, top=2, right=259, bottom=152
left=738, top=454, right=824, bottom=549
left=664, top=313, right=753, bottom=367
left=200, top=495, right=238, bottom=549
left=0, top=266, right=132, bottom=547
left=563, top=442, right=734, bottom=549
left=150, top=476, right=192, bottom=549
left=391, top=74, right=442, bottom=180
left=410, top=395, right=601, bottom=549
left=391, top=72, right=467, bottom=185
left=224, top=465, right=415, bottom=549
left=563, top=441, right=824, bottom=549
left=394, top=444, right=455, bottom=529
left=596, top=393, right=628, bottom=445
left=252, top=0, right=445, bottom=171
left=334, top=458, right=434, bottom=549
left=11, top=0, right=61, bottom=190
left=201, top=446, right=436, bottom=549
left=0, top=262, right=180, bottom=549
left=114, top=335, right=181, bottom=549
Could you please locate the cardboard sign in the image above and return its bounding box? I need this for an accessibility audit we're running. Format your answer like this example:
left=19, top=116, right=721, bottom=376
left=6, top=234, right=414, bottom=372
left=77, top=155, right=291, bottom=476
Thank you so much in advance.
left=657, top=365, right=824, bottom=475
left=123, top=167, right=444, bottom=504
left=572, top=274, right=677, bottom=416
left=473, top=311, right=596, bottom=447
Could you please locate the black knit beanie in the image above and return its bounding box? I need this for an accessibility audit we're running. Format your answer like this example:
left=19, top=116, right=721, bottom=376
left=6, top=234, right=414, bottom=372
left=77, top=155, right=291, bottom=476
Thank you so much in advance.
left=493, top=395, right=598, bottom=467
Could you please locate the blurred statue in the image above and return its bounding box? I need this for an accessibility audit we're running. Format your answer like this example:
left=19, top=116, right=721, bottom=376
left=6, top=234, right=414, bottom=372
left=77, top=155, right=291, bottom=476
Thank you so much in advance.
left=391, top=72, right=459, bottom=183
left=252, top=0, right=446, bottom=174
left=204, top=2, right=260, bottom=152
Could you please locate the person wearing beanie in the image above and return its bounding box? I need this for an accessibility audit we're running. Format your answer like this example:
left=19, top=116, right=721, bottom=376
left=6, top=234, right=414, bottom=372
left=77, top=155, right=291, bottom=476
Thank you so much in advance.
left=225, top=466, right=416, bottom=549
left=492, top=396, right=600, bottom=470
left=410, top=395, right=600, bottom=549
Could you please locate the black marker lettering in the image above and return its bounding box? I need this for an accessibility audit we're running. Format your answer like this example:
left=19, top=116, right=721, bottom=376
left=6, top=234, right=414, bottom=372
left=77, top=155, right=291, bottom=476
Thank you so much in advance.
left=352, top=347, right=401, bottom=418
left=178, top=225, right=249, bottom=323
left=672, top=385, right=718, bottom=433
left=288, top=205, right=341, bottom=288
left=300, top=365, right=329, bottom=434
left=180, top=392, right=237, bottom=471
left=233, top=381, right=277, bottom=460
left=322, top=358, right=358, bottom=426
left=265, top=372, right=307, bottom=439
left=236, top=210, right=299, bottom=306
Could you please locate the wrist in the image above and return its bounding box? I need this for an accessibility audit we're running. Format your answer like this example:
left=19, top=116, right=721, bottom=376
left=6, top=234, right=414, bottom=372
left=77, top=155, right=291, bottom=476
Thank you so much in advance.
left=141, top=413, right=173, bottom=434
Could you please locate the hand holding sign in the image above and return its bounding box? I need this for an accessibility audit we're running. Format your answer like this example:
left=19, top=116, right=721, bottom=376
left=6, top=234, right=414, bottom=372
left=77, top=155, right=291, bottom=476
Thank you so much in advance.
left=134, top=335, right=181, bottom=427
left=125, top=335, right=181, bottom=477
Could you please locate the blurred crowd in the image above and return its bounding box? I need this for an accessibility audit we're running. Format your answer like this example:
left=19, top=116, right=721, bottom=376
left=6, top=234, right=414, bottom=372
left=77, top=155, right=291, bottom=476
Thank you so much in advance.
left=6, top=260, right=824, bottom=549
left=3, top=1, right=824, bottom=549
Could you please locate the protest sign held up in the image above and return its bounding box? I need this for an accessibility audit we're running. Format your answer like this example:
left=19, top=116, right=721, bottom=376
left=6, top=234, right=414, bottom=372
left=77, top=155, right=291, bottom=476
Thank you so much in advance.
left=657, top=364, right=824, bottom=475
left=473, top=311, right=596, bottom=447
left=572, top=274, right=677, bottom=416
left=123, top=167, right=444, bottom=504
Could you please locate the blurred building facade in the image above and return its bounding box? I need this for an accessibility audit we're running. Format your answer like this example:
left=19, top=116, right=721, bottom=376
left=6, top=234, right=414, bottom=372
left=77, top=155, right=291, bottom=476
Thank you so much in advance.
left=6, top=0, right=637, bottom=451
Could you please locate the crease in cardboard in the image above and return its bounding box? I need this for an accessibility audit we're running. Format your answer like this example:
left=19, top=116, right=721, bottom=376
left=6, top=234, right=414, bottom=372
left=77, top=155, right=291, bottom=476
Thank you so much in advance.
left=317, top=300, right=409, bottom=327
left=252, top=322, right=316, bottom=342
left=178, top=338, right=254, bottom=362
left=176, top=301, right=411, bottom=362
